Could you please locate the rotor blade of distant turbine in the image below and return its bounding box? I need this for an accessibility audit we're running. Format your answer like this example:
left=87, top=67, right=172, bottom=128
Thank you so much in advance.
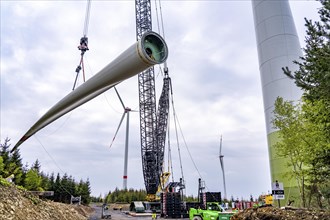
left=219, top=135, right=223, bottom=155
left=109, top=112, right=126, bottom=148
left=220, top=157, right=224, bottom=172
left=114, top=87, right=125, bottom=110
left=12, top=32, right=168, bottom=152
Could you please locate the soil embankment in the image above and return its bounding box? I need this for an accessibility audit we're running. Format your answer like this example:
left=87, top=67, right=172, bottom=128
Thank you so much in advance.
left=231, top=206, right=330, bottom=220
left=0, top=184, right=92, bottom=220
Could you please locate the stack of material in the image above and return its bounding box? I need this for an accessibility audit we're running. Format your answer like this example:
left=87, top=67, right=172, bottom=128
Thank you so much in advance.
left=161, top=192, right=182, bottom=218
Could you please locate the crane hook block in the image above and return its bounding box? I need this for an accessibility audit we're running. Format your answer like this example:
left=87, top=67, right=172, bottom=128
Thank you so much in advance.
left=78, top=36, right=89, bottom=52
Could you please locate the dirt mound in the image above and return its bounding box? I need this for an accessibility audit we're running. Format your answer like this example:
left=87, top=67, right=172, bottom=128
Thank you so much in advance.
left=108, top=203, right=130, bottom=211
left=0, top=184, right=93, bottom=220
left=231, top=206, right=330, bottom=220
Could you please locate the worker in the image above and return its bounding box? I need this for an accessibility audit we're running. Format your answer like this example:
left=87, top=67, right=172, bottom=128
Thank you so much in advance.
left=151, top=210, right=157, bottom=220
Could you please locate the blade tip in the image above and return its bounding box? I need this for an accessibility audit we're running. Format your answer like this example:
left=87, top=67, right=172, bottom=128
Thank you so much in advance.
left=11, top=135, right=29, bottom=152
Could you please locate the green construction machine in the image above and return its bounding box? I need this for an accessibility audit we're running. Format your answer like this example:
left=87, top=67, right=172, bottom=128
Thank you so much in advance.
left=189, top=202, right=234, bottom=220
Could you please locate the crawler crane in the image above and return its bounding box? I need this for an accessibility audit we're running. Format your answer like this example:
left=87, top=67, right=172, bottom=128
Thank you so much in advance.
left=135, top=0, right=173, bottom=201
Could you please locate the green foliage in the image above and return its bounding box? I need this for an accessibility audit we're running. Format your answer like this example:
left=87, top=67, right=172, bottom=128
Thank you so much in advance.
left=302, top=99, right=330, bottom=209
left=40, top=172, right=51, bottom=190
left=48, top=173, right=92, bottom=205
left=184, top=195, right=198, bottom=202
left=58, top=173, right=75, bottom=204
left=24, top=169, right=42, bottom=191
left=272, top=97, right=330, bottom=208
left=91, top=194, right=104, bottom=203
left=76, top=178, right=91, bottom=205
left=10, top=148, right=24, bottom=185
left=320, top=180, right=330, bottom=207
left=272, top=97, right=308, bottom=207
left=105, top=188, right=147, bottom=203
left=283, top=0, right=330, bottom=139
left=0, top=177, right=11, bottom=186
left=0, top=138, right=92, bottom=205
left=32, top=159, right=41, bottom=174
left=277, top=0, right=330, bottom=209
left=17, top=185, right=26, bottom=191
left=302, top=99, right=330, bottom=176
left=0, top=138, right=24, bottom=186
left=0, top=156, right=4, bottom=176
left=0, top=137, right=12, bottom=178
left=284, top=0, right=330, bottom=101
left=25, top=193, right=41, bottom=205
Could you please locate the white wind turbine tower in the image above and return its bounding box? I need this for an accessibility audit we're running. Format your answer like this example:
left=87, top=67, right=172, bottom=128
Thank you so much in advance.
left=110, top=87, right=137, bottom=190
left=219, top=135, right=227, bottom=200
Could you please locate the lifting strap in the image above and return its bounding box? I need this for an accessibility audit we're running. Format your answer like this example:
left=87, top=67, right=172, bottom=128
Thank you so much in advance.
left=72, top=0, right=91, bottom=90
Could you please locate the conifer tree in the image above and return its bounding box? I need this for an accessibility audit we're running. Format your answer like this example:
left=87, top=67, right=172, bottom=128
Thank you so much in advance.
left=0, top=138, right=24, bottom=185
left=77, top=179, right=91, bottom=204
left=0, top=156, right=4, bottom=176
left=60, top=173, right=71, bottom=203
left=10, top=148, right=24, bottom=185
left=48, top=172, right=55, bottom=191
left=24, top=169, right=42, bottom=191
left=283, top=0, right=330, bottom=138
left=40, top=172, right=51, bottom=191
left=0, top=138, right=11, bottom=178
left=54, top=173, right=61, bottom=202
left=32, top=159, right=41, bottom=174
left=281, top=0, right=330, bottom=208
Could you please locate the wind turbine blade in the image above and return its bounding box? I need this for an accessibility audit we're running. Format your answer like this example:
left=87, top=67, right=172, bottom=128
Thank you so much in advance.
left=219, top=135, right=223, bottom=155
left=218, top=135, right=227, bottom=200
left=220, top=158, right=224, bottom=171
left=12, top=31, right=168, bottom=152
left=109, top=112, right=126, bottom=148
left=114, top=87, right=125, bottom=110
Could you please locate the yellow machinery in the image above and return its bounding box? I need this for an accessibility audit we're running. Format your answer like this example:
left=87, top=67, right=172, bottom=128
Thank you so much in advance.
left=147, top=171, right=171, bottom=201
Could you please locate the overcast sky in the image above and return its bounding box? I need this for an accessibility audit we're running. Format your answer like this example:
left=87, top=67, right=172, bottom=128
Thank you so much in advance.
left=1, top=0, right=321, bottom=200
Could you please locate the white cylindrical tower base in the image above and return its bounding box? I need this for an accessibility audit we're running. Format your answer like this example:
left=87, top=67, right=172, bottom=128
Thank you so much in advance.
left=252, top=0, right=303, bottom=205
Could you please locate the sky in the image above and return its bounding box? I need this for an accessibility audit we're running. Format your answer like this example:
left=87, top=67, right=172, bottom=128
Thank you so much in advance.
left=1, top=0, right=322, bottom=200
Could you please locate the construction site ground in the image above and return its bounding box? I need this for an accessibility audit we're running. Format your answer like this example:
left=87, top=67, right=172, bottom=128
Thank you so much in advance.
left=87, top=203, right=330, bottom=220
left=231, top=206, right=330, bottom=220
left=89, top=204, right=167, bottom=220
left=1, top=184, right=330, bottom=220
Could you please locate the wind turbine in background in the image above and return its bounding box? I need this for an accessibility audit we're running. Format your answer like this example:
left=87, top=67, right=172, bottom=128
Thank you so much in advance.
left=219, top=135, right=227, bottom=200
left=110, top=87, right=137, bottom=190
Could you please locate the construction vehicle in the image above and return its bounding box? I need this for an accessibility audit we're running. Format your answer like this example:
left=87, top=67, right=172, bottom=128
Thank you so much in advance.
left=189, top=202, right=234, bottom=220
left=135, top=0, right=174, bottom=202
left=188, top=179, right=235, bottom=220
left=101, top=204, right=111, bottom=219
left=260, top=194, right=273, bottom=206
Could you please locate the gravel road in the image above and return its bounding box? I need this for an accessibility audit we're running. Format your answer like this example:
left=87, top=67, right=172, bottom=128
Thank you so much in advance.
left=88, top=204, right=189, bottom=220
